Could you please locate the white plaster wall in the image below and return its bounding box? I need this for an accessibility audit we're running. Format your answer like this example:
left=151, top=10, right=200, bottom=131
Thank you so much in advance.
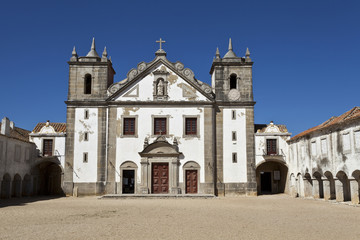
left=30, top=136, right=66, bottom=168
left=222, top=108, right=247, bottom=183
left=255, top=134, right=290, bottom=166
left=115, top=106, right=205, bottom=184
left=73, top=108, right=98, bottom=182
left=288, top=122, right=360, bottom=179
left=115, top=64, right=209, bottom=102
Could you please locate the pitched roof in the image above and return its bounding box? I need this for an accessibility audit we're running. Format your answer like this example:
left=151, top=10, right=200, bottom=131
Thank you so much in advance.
left=0, top=123, right=31, bottom=142
left=32, top=122, right=66, bottom=133
left=290, top=107, right=360, bottom=142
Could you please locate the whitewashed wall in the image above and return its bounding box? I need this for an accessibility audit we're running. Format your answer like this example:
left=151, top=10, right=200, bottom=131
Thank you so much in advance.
left=115, top=106, right=205, bottom=184
left=223, top=108, right=247, bottom=183
left=73, top=108, right=98, bottom=182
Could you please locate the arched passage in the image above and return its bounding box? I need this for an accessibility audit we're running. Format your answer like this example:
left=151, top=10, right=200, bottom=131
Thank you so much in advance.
left=1, top=173, right=11, bottom=199
left=335, top=171, right=351, bottom=202
left=323, top=171, right=336, bottom=200
left=12, top=174, right=22, bottom=197
left=32, top=161, right=63, bottom=196
left=312, top=172, right=324, bottom=199
left=256, top=160, right=288, bottom=195
left=351, top=170, right=360, bottom=204
left=22, top=174, right=32, bottom=196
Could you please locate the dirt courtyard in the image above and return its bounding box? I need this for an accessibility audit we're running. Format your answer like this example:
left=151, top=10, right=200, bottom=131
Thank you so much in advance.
left=0, top=195, right=359, bottom=240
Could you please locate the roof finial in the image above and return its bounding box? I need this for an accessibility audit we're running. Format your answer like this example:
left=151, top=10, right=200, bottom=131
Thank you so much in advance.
left=228, top=38, right=233, bottom=51
left=86, top=37, right=100, bottom=58
left=223, top=38, right=237, bottom=58
left=70, top=46, right=78, bottom=61
left=245, top=47, right=251, bottom=62
left=215, top=47, right=220, bottom=59
left=102, top=47, right=107, bottom=57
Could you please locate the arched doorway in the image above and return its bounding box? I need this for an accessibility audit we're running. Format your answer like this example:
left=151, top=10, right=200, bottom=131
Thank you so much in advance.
left=183, top=161, right=200, bottom=194
left=32, top=161, right=63, bottom=196
left=324, top=171, right=336, bottom=200
left=256, top=160, right=288, bottom=195
left=335, top=171, right=351, bottom=202
left=351, top=170, right=360, bottom=204
left=22, top=174, right=32, bottom=196
left=12, top=174, right=22, bottom=197
left=312, top=172, right=324, bottom=199
left=1, top=173, right=11, bottom=199
left=120, top=161, right=138, bottom=194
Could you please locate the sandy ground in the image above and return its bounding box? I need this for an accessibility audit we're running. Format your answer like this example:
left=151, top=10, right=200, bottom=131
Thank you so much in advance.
left=0, top=195, right=359, bottom=240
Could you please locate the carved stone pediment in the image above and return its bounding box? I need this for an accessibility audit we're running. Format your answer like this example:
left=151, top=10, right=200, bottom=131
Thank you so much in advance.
left=139, top=136, right=181, bottom=157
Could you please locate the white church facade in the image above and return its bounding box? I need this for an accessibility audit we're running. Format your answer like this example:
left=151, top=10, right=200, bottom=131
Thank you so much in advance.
left=63, top=38, right=257, bottom=196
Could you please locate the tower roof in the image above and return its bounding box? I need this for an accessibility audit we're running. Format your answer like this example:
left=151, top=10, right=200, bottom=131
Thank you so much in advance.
left=86, top=37, right=100, bottom=58
left=223, top=38, right=238, bottom=58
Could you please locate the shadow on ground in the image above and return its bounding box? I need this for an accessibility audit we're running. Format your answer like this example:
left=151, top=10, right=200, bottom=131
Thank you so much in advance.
left=0, top=195, right=65, bottom=208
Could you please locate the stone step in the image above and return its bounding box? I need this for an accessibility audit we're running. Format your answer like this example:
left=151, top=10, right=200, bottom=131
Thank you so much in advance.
left=99, top=194, right=216, bottom=199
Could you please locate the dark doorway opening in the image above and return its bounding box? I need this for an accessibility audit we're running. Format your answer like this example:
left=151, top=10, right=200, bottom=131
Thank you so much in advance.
left=32, top=161, right=63, bottom=196
left=261, top=172, right=272, bottom=193
left=122, top=170, right=135, bottom=194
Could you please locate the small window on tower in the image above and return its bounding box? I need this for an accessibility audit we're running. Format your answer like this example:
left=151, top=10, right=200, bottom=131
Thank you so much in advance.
left=230, top=74, right=237, bottom=89
left=84, top=74, right=92, bottom=94
left=84, top=109, right=89, bottom=119
left=83, top=152, right=88, bottom=163
left=84, top=132, right=89, bottom=141
left=232, top=110, right=236, bottom=120
left=232, top=131, right=237, bottom=141
left=232, top=152, right=237, bottom=163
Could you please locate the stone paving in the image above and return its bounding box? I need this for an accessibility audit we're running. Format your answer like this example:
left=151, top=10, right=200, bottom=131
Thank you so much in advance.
left=0, top=194, right=359, bottom=240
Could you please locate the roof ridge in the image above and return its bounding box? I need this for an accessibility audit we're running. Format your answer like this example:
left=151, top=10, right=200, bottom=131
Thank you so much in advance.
left=343, top=106, right=360, bottom=120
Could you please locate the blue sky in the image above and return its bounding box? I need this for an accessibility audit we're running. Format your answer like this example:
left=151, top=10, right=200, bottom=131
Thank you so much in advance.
left=0, top=0, right=359, bottom=136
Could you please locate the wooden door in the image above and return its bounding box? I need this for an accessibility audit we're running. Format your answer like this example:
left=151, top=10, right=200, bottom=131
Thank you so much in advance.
left=152, top=163, right=169, bottom=194
left=186, top=170, right=198, bottom=194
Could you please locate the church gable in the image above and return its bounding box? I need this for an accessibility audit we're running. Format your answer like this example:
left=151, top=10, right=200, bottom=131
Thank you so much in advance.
left=107, top=58, right=214, bottom=102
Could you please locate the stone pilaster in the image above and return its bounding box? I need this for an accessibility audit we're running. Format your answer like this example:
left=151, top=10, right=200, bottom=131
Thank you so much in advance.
left=63, top=107, right=75, bottom=196
left=246, top=107, right=256, bottom=195
left=215, top=107, right=223, bottom=195
left=96, top=107, right=107, bottom=195
left=350, top=179, right=359, bottom=204
left=203, top=107, right=215, bottom=194
left=106, top=107, right=117, bottom=194
left=140, top=158, right=149, bottom=194
left=323, top=179, right=331, bottom=200
left=335, top=179, right=344, bottom=202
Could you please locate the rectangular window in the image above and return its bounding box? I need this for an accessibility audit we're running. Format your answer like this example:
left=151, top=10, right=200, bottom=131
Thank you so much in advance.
left=232, top=131, right=237, bottom=141
left=185, top=118, right=197, bottom=135
left=83, top=152, right=88, bottom=163
left=266, top=139, right=277, bottom=155
left=321, top=138, right=327, bottom=155
left=301, top=145, right=305, bottom=159
left=342, top=133, right=350, bottom=152
left=123, top=118, right=136, bottom=135
left=84, top=132, right=89, bottom=141
left=154, top=118, right=167, bottom=135
left=355, top=130, right=360, bottom=150
left=232, top=152, right=237, bottom=163
left=43, top=139, right=53, bottom=156
left=311, top=141, right=317, bottom=156
left=232, top=110, right=236, bottom=120
left=84, top=109, right=89, bottom=119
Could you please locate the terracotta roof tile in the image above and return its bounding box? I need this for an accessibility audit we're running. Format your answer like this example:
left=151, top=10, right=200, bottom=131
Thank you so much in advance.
left=0, top=123, right=31, bottom=142
left=32, top=122, right=66, bottom=133
left=290, top=107, right=360, bottom=142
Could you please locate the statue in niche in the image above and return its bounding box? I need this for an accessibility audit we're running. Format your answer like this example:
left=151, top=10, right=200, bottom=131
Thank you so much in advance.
left=157, top=79, right=164, bottom=95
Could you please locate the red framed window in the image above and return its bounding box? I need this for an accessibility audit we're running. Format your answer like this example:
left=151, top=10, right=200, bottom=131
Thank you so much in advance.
left=154, top=118, right=167, bottom=135
left=266, top=139, right=277, bottom=155
left=43, top=139, right=53, bottom=156
left=185, top=118, right=197, bottom=135
left=123, top=118, right=135, bottom=135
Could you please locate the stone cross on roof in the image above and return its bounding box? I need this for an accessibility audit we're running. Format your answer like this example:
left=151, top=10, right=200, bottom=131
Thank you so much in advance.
left=156, top=38, right=166, bottom=50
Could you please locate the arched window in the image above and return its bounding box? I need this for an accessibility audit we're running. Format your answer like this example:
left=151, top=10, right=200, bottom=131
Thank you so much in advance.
left=84, top=74, right=92, bottom=94
left=230, top=74, right=237, bottom=89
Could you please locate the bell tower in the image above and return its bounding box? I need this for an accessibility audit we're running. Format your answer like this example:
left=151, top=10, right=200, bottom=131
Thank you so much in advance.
left=210, top=39, right=256, bottom=196
left=67, top=38, right=115, bottom=101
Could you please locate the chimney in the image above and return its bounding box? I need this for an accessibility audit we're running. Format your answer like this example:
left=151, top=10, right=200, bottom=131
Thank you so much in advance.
left=1, top=117, right=11, bottom=136
left=10, top=121, right=14, bottom=129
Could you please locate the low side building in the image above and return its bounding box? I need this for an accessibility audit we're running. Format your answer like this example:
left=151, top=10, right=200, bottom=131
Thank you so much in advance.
left=0, top=117, right=37, bottom=198
left=255, top=122, right=291, bottom=195
left=29, top=121, right=66, bottom=195
left=287, top=107, right=360, bottom=204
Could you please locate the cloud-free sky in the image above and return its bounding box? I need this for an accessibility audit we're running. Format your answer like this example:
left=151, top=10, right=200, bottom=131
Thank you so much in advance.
left=1, top=0, right=359, bottom=136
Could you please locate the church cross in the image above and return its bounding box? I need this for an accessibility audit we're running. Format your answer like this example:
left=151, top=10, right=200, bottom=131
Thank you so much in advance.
left=156, top=38, right=166, bottom=50
left=159, top=129, right=163, bottom=135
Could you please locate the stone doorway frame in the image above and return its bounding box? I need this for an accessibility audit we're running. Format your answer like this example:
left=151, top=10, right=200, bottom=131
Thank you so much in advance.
left=119, top=161, right=138, bottom=194
left=139, top=136, right=182, bottom=194
left=183, top=161, right=200, bottom=194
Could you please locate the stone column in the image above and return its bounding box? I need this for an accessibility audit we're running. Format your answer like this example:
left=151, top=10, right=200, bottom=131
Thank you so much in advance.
left=350, top=179, right=359, bottom=205
left=312, top=179, right=320, bottom=199
left=335, top=179, right=344, bottom=202
left=170, top=157, right=180, bottom=194
left=304, top=180, right=312, bottom=198
left=140, top=158, right=149, bottom=194
left=323, top=179, right=331, bottom=200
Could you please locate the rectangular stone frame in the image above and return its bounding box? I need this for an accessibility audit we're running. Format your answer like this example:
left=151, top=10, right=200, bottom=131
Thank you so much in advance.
left=151, top=115, right=170, bottom=138
left=120, top=115, right=139, bottom=138
left=353, top=128, right=360, bottom=153
left=182, top=115, right=200, bottom=138
left=41, top=137, right=55, bottom=157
